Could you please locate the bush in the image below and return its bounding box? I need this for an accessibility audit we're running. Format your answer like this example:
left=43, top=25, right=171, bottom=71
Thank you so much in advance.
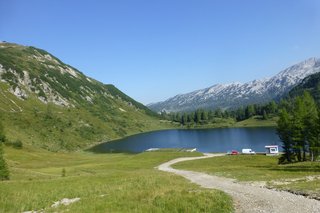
left=0, top=121, right=5, bottom=143
left=0, top=144, right=10, bottom=181
left=61, top=168, right=66, bottom=177
left=13, top=140, right=23, bottom=148
left=0, top=135, right=5, bottom=143
left=5, top=139, right=23, bottom=149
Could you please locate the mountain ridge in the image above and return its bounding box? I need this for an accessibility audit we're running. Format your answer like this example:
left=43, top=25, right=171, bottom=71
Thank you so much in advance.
left=148, top=57, right=320, bottom=112
left=0, top=42, right=164, bottom=151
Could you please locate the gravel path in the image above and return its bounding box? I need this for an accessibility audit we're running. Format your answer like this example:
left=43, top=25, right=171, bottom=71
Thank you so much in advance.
left=157, top=153, right=320, bottom=213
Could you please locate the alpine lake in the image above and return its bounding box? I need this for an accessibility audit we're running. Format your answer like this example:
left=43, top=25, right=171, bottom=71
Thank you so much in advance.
left=91, top=127, right=281, bottom=153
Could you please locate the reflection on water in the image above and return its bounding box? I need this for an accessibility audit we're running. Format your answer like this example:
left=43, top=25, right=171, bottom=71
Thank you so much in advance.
left=91, top=127, right=281, bottom=153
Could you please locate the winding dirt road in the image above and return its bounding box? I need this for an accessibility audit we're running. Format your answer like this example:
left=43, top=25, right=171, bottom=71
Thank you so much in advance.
left=157, top=153, right=320, bottom=213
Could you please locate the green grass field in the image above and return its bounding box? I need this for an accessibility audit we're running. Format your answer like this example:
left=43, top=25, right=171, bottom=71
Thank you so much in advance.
left=1, top=146, right=233, bottom=213
left=174, top=155, right=320, bottom=197
left=183, top=116, right=277, bottom=129
left=234, top=116, right=278, bottom=127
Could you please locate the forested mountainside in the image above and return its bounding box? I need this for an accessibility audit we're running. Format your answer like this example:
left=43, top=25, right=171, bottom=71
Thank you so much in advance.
left=289, top=71, right=320, bottom=104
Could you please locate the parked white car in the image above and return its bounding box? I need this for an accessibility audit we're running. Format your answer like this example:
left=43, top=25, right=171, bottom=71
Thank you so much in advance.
left=242, top=149, right=256, bottom=155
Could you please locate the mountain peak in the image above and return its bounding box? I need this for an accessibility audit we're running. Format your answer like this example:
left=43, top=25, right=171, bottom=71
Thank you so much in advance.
left=149, top=58, right=320, bottom=112
left=304, top=57, right=318, bottom=64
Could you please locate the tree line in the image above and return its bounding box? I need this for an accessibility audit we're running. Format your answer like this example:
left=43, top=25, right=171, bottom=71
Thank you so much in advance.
left=160, top=101, right=278, bottom=125
left=277, top=91, right=320, bottom=163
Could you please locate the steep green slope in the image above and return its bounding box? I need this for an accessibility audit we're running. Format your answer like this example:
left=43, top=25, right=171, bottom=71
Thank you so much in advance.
left=289, top=72, right=320, bottom=104
left=0, top=42, right=167, bottom=151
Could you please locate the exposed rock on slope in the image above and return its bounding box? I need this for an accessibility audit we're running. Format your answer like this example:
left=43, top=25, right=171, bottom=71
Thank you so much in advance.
left=0, top=42, right=160, bottom=150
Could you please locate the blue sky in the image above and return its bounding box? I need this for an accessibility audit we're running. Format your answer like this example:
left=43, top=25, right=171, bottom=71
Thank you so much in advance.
left=1, top=0, right=320, bottom=104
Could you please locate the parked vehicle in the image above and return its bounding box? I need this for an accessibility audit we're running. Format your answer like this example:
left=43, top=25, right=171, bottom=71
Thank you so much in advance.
left=242, top=149, right=256, bottom=155
left=265, top=145, right=279, bottom=156
left=231, top=150, right=239, bottom=155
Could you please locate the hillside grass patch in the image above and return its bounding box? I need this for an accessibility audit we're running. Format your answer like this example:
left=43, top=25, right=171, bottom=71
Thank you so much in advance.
left=174, top=155, right=320, bottom=196
left=0, top=147, right=233, bottom=212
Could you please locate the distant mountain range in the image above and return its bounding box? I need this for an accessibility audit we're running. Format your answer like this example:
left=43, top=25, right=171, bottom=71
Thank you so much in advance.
left=148, top=58, right=320, bottom=112
left=0, top=42, right=162, bottom=150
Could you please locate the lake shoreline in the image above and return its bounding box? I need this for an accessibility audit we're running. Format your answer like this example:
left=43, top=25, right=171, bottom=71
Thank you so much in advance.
left=90, top=126, right=280, bottom=153
left=89, top=119, right=277, bottom=149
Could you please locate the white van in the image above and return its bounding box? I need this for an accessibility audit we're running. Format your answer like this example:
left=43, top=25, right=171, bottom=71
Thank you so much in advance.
left=242, top=149, right=256, bottom=155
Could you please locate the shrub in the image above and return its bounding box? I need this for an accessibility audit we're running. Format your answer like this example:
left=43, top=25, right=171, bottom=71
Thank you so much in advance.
left=5, top=139, right=23, bottom=149
left=0, top=144, right=10, bottom=181
left=61, top=168, right=66, bottom=177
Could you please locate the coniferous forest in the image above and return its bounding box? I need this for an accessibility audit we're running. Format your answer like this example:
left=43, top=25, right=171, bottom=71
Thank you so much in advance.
left=160, top=101, right=278, bottom=126
left=277, top=91, right=320, bottom=163
left=161, top=90, right=320, bottom=164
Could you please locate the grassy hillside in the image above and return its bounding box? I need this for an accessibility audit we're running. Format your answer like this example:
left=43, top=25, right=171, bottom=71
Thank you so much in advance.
left=0, top=42, right=170, bottom=151
left=0, top=146, right=233, bottom=212
left=0, top=93, right=169, bottom=151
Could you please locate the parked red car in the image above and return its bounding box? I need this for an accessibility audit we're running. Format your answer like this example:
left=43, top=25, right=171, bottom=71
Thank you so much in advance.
left=231, top=150, right=239, bottom=155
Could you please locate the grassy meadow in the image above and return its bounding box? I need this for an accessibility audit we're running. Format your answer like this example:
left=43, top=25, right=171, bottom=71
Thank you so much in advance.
left=0, top=146, right=233, bottom=213
left=182, top=116, right=277, bottom=129
left=174, top=155, right=320, bottom=197
left=233, top=116, right=278, bottom=127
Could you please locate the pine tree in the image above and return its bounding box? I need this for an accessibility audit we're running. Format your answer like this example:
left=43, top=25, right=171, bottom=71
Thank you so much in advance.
left=245, top=105, right=255, bottom=118
left=181, top=113, right=187, bottom=125
left=262, top=110, right=268, bottom=120
left=277, top=92, right=320, bottom=163
left=0, top=144, right=10, bottom=180
left=291, top=97, right=306, bottom=161
left=268, top=101, right=277, bottom=114
left=195, top=110, right=201, bottom=123
left=236, top=107, right=245, bottom=121
left=277, top=109, right=293, bottom=163
left=187, top=114, right=193, bottom=123
left=302, top=92, right=319, bottom=161
left=214, top=109, right=222, bottom=118
left=201, top=111, right=208, bottom=121
left=175, top=113, right=181, bottom=123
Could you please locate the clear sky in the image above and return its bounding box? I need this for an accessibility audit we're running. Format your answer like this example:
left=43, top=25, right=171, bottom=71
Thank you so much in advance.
left=1, top=0, right=320, bottom=104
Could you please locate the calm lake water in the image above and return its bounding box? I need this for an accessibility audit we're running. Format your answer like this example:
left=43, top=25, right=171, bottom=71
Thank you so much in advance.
left=91, top=127, right=281, bottom=153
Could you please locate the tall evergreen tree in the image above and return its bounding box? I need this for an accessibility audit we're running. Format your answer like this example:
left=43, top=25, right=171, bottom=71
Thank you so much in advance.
left=245, top=105, right=255, bottom=118
left=277, top=91, right=320, bottom=163
left=291, top=97, right=307, bottom=161
left=236, top=107, right=245, bottom=121
left=277, top=109, right=293, bottom=163
left=268, top=101, right=277, bottom=114
left=201, top=111, right=208, bottom=121
left=187, top=114, right=193, bottom=123
left=195, top=110, right=201, bottom=123
left=181, top=113, right=187, bottom=125
left=302, top=92, right=319, bottom=161
left=262, top=110, right=268, bottom=120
